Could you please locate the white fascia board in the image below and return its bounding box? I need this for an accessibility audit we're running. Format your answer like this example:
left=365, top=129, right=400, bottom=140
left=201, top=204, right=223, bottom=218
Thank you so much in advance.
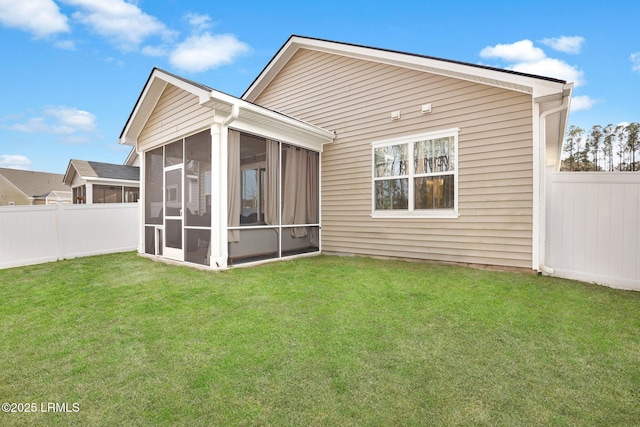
left=230, top=117, right=328, bottom=152
left=303, top=37, right=567, bottom=97
left=205, top=89, right=335, bottom=149
left=62, top=161, right=77, bottom=186
left=124, top=147, right=139, bottom=166
left=244, top=36, right=568, bottom=101
left=125, top=66, right=335, bottom=153
left=119, top=77, right=167, bottom=146
left=83, top=177, right=139, bottom=186
left=242, top=38, right=300, bottom=102
left=239, top=104, right=334, bottom=143
left=120, top=69, right=212, bottom=147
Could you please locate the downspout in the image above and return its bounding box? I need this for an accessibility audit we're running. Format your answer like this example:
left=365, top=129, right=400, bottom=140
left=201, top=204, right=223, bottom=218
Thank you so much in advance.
left=222, top=103, right=240, bottom=126
left=538, top=88, right=571, bottom=275
left=135, top=141, right=144, bottom=255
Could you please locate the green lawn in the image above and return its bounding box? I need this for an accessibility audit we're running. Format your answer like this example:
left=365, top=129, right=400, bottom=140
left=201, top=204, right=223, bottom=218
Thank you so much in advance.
left=1, top=253, right=639, bottom=426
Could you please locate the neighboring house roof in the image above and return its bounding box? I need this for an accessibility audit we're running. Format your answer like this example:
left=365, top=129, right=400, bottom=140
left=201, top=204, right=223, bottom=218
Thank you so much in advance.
left=118, top=67, right=335, bottom=150
left=0, top=167, right=69, bottom=198
left=63, top=160, right=140, bottom=186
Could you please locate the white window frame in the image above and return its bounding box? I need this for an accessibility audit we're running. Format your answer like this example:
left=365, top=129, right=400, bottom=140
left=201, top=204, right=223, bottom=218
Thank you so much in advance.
left=371, top=128, right=460, bottom=219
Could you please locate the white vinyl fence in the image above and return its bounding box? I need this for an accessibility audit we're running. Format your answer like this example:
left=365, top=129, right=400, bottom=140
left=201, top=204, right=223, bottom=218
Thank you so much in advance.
left=546, top=167, right=640, bottom=291
left=0, top=203, right=139, bottom=270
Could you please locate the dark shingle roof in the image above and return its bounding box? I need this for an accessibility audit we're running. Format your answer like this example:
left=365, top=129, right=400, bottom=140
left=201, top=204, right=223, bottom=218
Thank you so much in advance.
left=87, top=161, right=139, bottom=181
left=67, top=160, right=139, bottom=182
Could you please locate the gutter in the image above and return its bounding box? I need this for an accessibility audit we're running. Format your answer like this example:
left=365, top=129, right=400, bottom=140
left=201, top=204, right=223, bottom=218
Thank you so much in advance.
left=537, top=85, right=572, bottom=275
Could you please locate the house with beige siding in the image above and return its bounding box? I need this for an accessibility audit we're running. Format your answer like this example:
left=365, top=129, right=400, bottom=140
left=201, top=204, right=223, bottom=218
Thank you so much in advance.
left=119, top=35, right=572, bottom=272
left=0, top=167, right=71, bottom=206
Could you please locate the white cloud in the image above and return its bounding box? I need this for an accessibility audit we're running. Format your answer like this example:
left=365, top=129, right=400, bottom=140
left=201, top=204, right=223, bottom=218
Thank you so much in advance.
left=631, top=52, right=640, bottom=71
left=169, top=33, right=250, bottom=73
left=480, top=39, right=546, bottom=63
left=54, top=39, right=76, bottom=50
left=44, top=106, right=96, bottom=132
left=0, top=0, right=69, bottom=38
left=570, top=95, right=597, bottom=112
left=7, top=106, right=97, bottom=143
left=0, top=154, right=32, bottom=170
left=511, top=57, right=585, bottom=86
left=185, top=12, right=213, bottom=33
left=141, top=45, right=168, bottom=57
left=541, top=36, right=585, bottom=54
left=63, top=0, right=177, bottom=51
left=480, top=39, right=585, bottom=86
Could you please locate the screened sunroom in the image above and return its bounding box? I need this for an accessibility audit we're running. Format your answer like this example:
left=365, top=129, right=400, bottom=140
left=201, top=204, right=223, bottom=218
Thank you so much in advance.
left=120, top=68, right=334, bottom=269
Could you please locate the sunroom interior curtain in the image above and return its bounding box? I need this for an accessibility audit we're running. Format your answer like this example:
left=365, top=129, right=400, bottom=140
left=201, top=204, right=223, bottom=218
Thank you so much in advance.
left=282, top=146, right=308, bottom=238
left=306, top=151, right=319, bottom=245
left=227, top=129, right=240, bottom=242
left=264, top=139, right=279, bottom=225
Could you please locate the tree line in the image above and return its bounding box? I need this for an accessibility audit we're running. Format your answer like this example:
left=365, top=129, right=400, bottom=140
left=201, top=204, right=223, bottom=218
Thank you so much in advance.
left=561, top=122, right=640, bottom=171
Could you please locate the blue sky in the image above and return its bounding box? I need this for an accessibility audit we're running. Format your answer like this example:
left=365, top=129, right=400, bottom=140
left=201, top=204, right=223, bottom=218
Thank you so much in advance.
left=0, top=0, right=638, bottom=173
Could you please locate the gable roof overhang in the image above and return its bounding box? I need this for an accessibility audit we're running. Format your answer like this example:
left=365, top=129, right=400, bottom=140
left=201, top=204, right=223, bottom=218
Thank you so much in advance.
left=243, top=35, right=572, bottom=166
left=243, top=35, right=571, bottom=102
left=63, top=159, right=92, bottom=186
left=124, top=147, right=139, bottom=166
left=536, top=84, right=573, bottom=169
left=119, top=68, right=335, bottom=152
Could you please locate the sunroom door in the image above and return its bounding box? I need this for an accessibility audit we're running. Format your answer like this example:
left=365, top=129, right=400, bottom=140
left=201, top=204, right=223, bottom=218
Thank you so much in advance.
left=164, top=165, right=184, bottom=261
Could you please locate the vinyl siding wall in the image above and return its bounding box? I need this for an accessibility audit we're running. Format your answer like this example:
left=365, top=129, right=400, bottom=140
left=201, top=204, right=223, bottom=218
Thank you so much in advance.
left=138, top=84, right=214, bottom=152
left=254, top=49, right=534, bottom=268
left=0, top=176, right=29, bottom=206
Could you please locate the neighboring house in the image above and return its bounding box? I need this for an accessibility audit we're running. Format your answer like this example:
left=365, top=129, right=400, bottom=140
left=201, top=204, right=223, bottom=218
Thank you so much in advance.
left=0, top=167, right=71, bottom=206
left=119, top=35, right=571, bottom=271
left=63, top=160, right=140, bottom=204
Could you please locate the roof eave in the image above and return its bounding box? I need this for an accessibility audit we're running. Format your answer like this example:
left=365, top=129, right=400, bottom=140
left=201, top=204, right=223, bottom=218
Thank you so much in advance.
left=119, top=68, right=213, bottom=147
left=62, top=160, right=78, bottom=186
left=242, top=35, right=568, bottom=102
left=121, top=67, right=335, bottom=150
left=205, top=89, right=336, bottom=148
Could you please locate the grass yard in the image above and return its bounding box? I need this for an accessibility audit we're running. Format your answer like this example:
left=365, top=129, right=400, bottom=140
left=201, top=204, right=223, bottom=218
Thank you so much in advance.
left=0, top=253, right=639, bottom=426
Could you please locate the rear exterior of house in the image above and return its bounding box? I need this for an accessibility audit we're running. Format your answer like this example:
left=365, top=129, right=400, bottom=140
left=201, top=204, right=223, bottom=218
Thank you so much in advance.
left=248, top=50, right=533, bottom=268
left=244, top=37, right=572, bottom=271
left=121, top=36, right=571, bottom=271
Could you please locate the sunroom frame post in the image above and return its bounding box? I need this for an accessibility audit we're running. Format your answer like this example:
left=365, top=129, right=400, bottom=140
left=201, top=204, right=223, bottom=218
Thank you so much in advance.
left=209, top=123, right=228, bottom=268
